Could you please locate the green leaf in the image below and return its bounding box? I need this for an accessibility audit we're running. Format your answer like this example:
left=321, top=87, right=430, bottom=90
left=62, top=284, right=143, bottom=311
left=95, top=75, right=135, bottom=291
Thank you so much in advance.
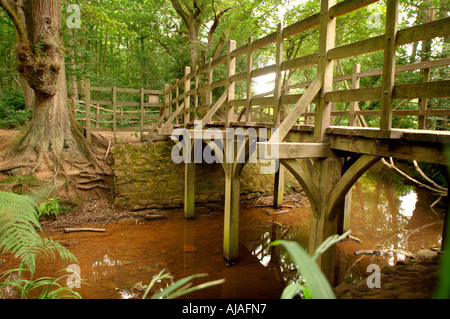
left=272, top=240, right=336, bottom=299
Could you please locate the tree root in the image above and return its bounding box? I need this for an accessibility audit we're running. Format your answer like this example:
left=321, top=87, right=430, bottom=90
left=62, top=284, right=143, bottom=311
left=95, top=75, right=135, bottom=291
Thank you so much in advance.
left=0, top=162, right=35, bottom=172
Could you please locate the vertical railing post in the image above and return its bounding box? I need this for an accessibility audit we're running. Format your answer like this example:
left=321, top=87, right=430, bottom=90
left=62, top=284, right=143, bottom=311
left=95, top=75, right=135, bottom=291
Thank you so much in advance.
left=175, top=79, right=180, bottom=126
left=140, top=87, right=145, bottom=141
left=184, top=66, right=191, bottom=127
left=96, top=104, right=100, bottom=128
left=349, top=63, right=361, bottom=126
left=194, top=65, right=199, bottom=120
left=380, top=0, right=399, bottom=131
left=246, top=36, right=254, bottom=123
left=283, top=79, right=291, bottom=121
left=226, top=40, right=236, bottom=127
left=164, top=84, right=170, bottom=120
left=112, top=85, right=117, bottom=144
left=274, top=23, right=284, bottom=125
left=84, top=79, right=91, bottom=143
left=314, top=0, right=336, bottom=142
left=419, top=5, right=435, bottom=129
left=207, top=58, right=213, bottom=115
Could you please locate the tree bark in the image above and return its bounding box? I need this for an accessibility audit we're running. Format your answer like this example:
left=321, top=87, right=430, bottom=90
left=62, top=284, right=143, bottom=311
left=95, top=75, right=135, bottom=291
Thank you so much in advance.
left=0, top=0, right=103, bottom=187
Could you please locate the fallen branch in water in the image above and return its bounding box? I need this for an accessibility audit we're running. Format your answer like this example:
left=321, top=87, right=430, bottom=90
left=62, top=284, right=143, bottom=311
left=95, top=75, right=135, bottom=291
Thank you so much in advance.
left=64, top=227, right=106, bottom=233
left=381, top=158, right=447, bottom=198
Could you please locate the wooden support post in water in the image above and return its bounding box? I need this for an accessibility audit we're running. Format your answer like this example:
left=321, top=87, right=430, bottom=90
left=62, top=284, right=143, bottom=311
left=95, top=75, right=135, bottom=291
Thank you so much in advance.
left=273, top=160, right=285, bottom=209
left=185, top=161, right=195, bottom=219
left=223, top=161, right=240, bottom=263
left=84, top=79, right=91, bottom=143
left=308, top=157, right=344, bottom=285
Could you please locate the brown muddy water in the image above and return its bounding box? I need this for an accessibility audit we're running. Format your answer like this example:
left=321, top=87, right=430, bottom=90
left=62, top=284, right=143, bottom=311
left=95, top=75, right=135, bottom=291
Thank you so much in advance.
left=1, top=163, right=446, bottom=299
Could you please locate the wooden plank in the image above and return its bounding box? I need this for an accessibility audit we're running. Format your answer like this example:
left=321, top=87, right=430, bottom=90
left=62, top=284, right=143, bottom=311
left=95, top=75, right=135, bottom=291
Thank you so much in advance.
left=199, top=90, right=228, bottom=129
left=281, top=53, right=319, bottom=71
left=252, top=64, right=277, bottom=79
left=90, top=86, right=111, bottom=92
left=161, top=101, right=185, bottom=130
left=90, top=100, right=113, bottom=106
left=258, top=142, right=334, bottom=159
left=270, top=77, right=322, bottom=144
left=396, top=16, right=450, bottom=46
left=116, top=87, right=141, bottom=94
left=393, top=80, right=450, bottom=99
left=325, top=87, right=382, bottom=102
left=328, top=17, right=450, bottom=61
left=329, top=0, right=379, bottom=18
left=229, top=72, right=247, bottom=83
left=283, top=13, right=321, bottom=38
left=328, top=134, right=449, bottom=165
left=327, top=35, right=384, bottom=60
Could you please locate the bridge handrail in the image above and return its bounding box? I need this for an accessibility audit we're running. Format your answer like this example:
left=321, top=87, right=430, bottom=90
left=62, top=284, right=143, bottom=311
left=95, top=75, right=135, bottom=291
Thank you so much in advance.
left=158, top=0, right=450, bottom=135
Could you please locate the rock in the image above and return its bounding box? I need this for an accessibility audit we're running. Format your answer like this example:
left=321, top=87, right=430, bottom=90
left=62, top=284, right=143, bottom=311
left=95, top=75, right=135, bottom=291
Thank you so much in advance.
left=414, top=249, right=438, bottom=259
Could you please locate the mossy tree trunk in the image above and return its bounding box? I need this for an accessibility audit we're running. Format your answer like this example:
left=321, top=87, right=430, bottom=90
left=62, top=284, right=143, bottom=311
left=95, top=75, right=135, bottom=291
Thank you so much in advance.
left=0, top=0, right=103, bottom=191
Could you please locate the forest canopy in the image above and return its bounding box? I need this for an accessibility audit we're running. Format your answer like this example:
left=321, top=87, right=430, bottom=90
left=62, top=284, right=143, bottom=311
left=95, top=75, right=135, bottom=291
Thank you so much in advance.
left=0, top=0, right=448, bottom=131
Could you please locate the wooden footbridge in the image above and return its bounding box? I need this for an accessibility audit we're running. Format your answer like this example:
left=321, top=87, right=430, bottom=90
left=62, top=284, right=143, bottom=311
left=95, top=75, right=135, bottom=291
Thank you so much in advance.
left=80, top=0, right=450, bottom=283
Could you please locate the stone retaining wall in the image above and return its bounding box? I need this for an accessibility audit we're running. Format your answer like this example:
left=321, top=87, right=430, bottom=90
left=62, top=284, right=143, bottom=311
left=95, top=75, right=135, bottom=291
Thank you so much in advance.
left=112, top=141, right=301, bottom=210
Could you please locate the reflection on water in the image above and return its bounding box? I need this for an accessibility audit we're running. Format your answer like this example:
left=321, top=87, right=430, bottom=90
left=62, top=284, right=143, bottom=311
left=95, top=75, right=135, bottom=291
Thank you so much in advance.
left=1, top=163, right=444, bottom=299
left=336, top=163, right=445, bottom=283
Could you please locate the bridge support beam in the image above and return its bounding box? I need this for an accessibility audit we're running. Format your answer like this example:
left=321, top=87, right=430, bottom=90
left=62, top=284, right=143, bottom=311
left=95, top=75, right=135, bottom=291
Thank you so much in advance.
left=273, top=161, right=285, bottom=209
left=307, top=157, right=344, bottom=285
left=223, top=162, right=241, bottom=263
left=280, top=154, right=380, bottom=284
left=184, top=161, right=195, bottom=219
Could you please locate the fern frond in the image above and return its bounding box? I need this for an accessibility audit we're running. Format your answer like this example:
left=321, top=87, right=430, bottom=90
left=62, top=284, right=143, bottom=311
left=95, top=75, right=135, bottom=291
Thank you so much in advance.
left=0, top=192, right=77, bottom=273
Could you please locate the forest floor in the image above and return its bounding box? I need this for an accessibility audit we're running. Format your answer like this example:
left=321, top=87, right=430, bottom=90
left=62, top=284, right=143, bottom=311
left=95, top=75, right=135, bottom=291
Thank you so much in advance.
left=0, top=128, right=444, bottom=299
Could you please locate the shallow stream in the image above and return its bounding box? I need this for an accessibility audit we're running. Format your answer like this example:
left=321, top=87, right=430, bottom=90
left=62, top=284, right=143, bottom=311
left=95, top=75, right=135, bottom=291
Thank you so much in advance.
left=1, top=163, right=446, bottom=299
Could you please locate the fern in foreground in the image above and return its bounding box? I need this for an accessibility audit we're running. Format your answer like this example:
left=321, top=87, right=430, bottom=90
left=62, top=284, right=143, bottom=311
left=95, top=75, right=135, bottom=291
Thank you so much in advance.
left=0, top=191, right=76, bottom=274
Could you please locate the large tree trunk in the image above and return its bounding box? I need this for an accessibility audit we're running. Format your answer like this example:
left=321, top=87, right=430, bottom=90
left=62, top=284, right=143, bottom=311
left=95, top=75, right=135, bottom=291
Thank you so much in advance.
left=0, top=0, right=106, bottom=194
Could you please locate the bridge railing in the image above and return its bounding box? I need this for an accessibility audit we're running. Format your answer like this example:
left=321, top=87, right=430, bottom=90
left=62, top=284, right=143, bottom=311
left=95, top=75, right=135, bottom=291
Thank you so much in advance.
left=74, top=81, right=164, bottom=143
left=157, top=0, right=450, bottom=138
